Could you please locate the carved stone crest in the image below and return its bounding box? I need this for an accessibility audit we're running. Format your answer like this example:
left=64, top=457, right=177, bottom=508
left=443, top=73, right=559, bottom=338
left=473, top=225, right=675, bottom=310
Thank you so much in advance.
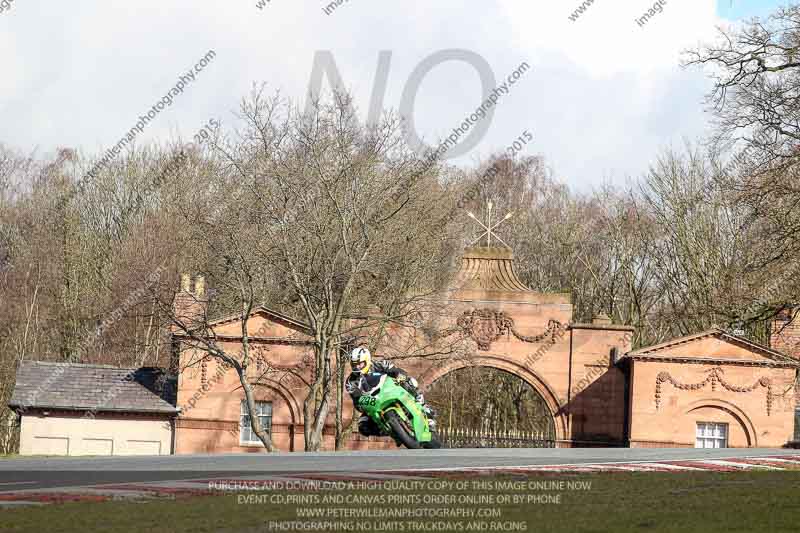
left=457, top=309, right=512, bottom=350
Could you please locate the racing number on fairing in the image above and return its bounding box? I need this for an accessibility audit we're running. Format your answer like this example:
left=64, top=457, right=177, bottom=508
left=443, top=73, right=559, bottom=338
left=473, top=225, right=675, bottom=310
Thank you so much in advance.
left=359, top=395, right=377, bottom=408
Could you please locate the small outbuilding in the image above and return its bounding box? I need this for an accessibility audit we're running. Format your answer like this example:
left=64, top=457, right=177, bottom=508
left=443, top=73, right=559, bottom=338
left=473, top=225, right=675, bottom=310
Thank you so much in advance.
left=8, top=361, right=178, bottom=456
left=619, top=329, right=799, bottom=448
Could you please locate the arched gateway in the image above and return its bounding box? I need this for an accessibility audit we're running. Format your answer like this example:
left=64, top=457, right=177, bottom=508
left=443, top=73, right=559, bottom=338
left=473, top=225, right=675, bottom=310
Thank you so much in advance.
left=423, top=360, right=560, bottom=447
left=397, top=244, right=634, bottom=448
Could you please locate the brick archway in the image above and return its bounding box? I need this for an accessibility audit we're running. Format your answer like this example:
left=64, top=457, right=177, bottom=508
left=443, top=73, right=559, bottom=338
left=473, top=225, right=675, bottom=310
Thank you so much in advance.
left=251, top=379, right=302, bottom=451
left=419, top=354, right=568, bottom=443
left=684, top=399, right=757, bottom=448
left=252, top=380, right=301, bottom=423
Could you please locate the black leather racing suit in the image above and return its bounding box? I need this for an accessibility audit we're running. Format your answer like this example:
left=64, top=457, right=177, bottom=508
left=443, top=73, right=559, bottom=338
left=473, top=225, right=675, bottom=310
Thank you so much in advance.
left=345, top=360, right=432, bottom=437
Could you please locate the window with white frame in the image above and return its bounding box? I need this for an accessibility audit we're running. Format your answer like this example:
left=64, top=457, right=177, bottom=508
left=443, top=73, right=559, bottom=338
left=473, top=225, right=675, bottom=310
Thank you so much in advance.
left=695, top=422, right=728, bottom=448
left=240, top=401, right=272, bottom=445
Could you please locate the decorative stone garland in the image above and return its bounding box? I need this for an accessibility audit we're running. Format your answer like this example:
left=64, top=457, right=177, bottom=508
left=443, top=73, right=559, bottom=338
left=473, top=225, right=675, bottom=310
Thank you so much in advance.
left=655, top=366, right=773, bottom=415
left=455, top=309, right=563, bottom=351
left=511, top=319, right=565, bottom=344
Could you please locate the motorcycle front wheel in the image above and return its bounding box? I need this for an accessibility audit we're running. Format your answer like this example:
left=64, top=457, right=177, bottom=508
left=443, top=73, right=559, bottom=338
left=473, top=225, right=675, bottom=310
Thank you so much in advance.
left=385, top=411, right=421, bottom=449
left=422, top=435, right=442, bottom=449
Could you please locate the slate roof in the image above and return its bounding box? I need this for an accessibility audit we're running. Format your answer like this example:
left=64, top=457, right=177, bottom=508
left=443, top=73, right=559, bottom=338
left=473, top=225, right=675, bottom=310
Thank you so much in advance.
left=8, top=361, right=178, bottom=415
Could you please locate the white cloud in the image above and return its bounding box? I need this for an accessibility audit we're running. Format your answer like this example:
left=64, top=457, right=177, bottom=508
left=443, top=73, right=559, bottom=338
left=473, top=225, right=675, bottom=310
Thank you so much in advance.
left=501, top=0, right=721, bottom=75
left=0, top=0, right=758, bottom=190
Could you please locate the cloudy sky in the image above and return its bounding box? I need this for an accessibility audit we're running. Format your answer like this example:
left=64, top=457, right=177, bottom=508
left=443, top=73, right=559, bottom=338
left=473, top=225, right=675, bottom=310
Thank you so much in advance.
left=0, top=0, right=784, bottom=190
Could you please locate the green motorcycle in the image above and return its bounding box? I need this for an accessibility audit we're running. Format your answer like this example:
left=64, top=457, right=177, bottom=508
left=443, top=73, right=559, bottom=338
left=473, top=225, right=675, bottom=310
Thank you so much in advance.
left=357, top=374, right=441, bottom=449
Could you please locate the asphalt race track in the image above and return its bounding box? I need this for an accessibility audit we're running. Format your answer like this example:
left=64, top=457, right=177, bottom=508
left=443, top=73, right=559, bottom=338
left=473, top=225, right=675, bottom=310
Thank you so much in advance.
left=2, top=447, right=800, bottom=492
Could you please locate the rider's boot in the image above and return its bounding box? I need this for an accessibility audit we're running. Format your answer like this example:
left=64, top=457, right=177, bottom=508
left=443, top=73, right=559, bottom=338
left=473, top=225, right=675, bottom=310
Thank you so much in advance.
left=416, top=392, right=437, bottom=431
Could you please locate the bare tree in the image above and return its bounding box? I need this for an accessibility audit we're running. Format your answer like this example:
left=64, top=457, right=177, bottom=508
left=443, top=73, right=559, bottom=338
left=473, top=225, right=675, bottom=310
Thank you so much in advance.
left=163, top=87, right=461, bottom=451
left=686, top=4, right=800, bottom=272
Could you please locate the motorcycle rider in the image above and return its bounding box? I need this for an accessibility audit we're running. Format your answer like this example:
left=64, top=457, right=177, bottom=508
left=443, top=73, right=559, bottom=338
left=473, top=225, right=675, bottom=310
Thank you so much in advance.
left=345, top=346, right=436, bottom=437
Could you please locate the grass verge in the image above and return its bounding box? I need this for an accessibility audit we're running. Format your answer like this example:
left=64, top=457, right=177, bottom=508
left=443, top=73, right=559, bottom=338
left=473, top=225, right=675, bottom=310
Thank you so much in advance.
left=3, top=471, right=800, bottom=532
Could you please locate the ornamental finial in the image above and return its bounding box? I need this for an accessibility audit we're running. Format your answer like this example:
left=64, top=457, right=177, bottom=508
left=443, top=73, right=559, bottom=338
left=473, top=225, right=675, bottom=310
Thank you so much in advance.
left=466, top=200, right=514, bottom=247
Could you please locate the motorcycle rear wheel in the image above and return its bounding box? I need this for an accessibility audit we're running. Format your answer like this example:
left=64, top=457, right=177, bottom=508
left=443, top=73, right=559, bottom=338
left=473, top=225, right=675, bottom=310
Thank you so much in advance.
left=385, top=411, right=421, bottom=449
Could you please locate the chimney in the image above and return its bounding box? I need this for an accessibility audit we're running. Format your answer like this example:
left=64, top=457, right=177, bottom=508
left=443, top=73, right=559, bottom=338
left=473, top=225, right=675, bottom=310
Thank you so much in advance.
left=195, top=275, right=205, bottom=298
left=180, top=273, right=191, bottom=293
left=171, top=273, right=209, bottom=333
left=770, top=308, right=800, bottom=358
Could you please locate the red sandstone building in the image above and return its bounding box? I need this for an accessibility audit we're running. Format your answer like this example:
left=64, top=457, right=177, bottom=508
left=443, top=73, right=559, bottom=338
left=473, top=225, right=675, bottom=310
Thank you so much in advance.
left=10, top=244, right=799, bottom=454
left=170, top=245, right=800, bottom=452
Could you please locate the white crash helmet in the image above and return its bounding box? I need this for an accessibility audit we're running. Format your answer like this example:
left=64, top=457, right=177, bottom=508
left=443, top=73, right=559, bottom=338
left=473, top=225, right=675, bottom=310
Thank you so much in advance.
left=350, top=346, right=372, bottom=374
